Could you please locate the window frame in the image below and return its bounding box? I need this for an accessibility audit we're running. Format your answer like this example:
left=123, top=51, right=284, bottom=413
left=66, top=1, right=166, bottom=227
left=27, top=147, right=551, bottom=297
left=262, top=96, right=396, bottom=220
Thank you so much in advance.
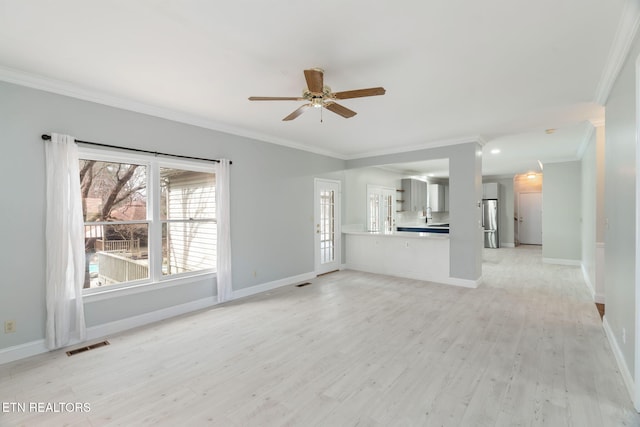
left=366, top=184, right=396, bottom=233
left=78, top=146, right=216, bottom=297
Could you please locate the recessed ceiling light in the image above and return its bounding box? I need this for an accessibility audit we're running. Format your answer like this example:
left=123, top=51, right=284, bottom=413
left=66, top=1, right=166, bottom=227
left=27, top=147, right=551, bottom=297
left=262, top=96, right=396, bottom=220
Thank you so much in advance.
left=490, top=148, right=500, bottom=154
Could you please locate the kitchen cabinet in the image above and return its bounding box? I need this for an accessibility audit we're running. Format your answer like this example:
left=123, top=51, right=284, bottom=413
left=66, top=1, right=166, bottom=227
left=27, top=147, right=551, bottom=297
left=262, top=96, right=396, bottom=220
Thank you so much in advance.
left=483, top=182, right=499, bottom=199
left=428, top=183, right=446, bottom=212
left=401, top=178, right=427, bottom=212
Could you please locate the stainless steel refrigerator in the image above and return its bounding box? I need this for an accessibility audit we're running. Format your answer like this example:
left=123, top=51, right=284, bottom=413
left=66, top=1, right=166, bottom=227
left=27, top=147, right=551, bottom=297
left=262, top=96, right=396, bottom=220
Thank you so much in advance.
left=482, top=199, right=499, bottom=248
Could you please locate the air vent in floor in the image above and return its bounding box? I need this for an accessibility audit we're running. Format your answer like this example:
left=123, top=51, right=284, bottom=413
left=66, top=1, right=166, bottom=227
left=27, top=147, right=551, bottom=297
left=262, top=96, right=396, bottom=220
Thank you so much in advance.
left=66, top=340, right=110, bottom=356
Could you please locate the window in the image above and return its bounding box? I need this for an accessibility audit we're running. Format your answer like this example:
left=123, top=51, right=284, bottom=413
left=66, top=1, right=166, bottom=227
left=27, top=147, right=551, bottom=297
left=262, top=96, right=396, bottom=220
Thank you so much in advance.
left=79, top=148, right=216, bottom=292
left=367, top=185, right=396, bottom=232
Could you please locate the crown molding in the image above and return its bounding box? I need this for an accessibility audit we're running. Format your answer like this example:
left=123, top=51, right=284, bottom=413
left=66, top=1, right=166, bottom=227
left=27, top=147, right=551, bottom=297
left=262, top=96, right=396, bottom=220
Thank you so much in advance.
left=576, top=121, right=596, bottom=159
left=541, top=156, right=582, bottom=165
left=0, top=65, right=348, bottom=160
left=343, top=135, right=485, bottom=160
left=594, top=0, right=640, bottom=104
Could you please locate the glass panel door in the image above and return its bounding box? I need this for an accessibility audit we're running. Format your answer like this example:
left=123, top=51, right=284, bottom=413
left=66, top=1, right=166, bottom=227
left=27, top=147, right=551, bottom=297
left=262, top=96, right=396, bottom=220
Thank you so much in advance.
left=315, top=179, right=341, bottom=274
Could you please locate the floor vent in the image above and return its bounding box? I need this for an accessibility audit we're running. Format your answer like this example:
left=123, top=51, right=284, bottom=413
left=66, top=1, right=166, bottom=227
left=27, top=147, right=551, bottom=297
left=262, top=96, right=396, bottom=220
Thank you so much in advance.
left=66, top=340, right=110, bottom=356
left=296, top=282, right=312, bottom=288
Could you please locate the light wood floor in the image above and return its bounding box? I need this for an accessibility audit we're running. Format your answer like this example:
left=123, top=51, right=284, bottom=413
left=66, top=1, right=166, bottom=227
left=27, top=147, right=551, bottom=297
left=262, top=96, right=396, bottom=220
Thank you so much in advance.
left=1, top=246, right=639, bottom=426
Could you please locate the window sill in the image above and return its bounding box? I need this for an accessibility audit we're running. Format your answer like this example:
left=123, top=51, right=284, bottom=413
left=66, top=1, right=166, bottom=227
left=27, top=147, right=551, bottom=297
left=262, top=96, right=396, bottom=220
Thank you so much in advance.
left=82, top=271, right=216, bottom=303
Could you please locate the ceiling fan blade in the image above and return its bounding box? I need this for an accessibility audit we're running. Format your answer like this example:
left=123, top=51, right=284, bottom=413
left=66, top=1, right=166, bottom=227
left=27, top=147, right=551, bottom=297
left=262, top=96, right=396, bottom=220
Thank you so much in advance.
left=324, top=102, right=357, bottom=118
left=249, top=96, right=305, bottom=101
left=304, top=68, right=324, bottom=93
left=332, top=87, right=386, bottom=99
left=283, top=104, right=312, bottom=121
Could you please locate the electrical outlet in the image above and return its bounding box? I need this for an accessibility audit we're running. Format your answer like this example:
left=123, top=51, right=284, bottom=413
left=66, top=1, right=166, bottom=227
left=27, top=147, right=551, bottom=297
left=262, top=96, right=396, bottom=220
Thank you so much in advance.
left=4, top=320, right=16, bottom=334
left=623, top=327, right=626, bottom=344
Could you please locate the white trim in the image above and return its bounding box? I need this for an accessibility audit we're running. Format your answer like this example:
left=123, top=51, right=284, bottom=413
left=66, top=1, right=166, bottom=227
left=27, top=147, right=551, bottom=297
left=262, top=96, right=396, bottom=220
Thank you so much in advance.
left=581, top=263, right=596, bottom=299
left=0, top=296, right=217, bottom=366
left=541, top=157, right=583, bottom=165
left=576, top=122, right=595, bottom=160
left=635, top=50, right=640, bottom=412
left=0, top=340, right=49, bottom=366
left=232, top=272, right=316, bottom=300
left=594, top=0, right=640, bottom=104
left=602, top=315, right=636, bottom=410
left=501, top=243, right=515, bottom=248
left=344, top=263, right=479, bottom=289
left=443, top=276, right=481, bottom=289
left=542, top=258, right=581, bottom=266
left=595, top=242, right=606, bottom=304
left=0, top=66, right=486, bottom=162
left=0, top=65, right=346, bottom=160
left=83, top=272, right=215, bottom=303
left=0, top=271, right=317, bottom=366
left=314, top=178, right=343, bottom=275
left=85, top=297, right=217, bottom=340
left=343, top=135, right=484, bottom=160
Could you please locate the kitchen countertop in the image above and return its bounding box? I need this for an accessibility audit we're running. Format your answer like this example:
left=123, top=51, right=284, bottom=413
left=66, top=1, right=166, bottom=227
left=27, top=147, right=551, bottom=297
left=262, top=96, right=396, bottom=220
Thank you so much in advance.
left=342, top=228, right=449, bottom=239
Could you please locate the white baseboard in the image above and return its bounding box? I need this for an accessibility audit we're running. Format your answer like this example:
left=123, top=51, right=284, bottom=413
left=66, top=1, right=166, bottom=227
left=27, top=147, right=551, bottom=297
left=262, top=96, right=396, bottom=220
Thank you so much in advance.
left=443, top=276, right=480, bottom=289
left=232, top=272, right=315, bottom=300
left=0, top=272, right=316, bottom=366
left=580, top=264, right=604, bottom=303
left=596, top=242, right=605, bottom=304
left=0, top=296, right=218, bottom=366
left=543, top=257, right=581, bottom=266
left=581, top=263, right=596, bottom=300
left=602, top=315, right=635, bottom=405
left=0, top=340, right=49, bottom=366
left=344, top=264, right=479, bottom=289
left=501, top=243, right=515, bottom=248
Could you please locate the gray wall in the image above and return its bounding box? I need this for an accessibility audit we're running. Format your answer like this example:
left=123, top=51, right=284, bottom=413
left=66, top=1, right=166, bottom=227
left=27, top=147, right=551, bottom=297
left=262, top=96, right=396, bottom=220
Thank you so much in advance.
left=581, top=131, right=597, bottom=294
left=0, top=81, right=345, bottom=351
left=343, top=167, right=403, bottom=227
left=604, top=30, right=640, bottom=378
left=346, top=142, right=483, bottom=281
left=542, top=161, right=582, bottom=261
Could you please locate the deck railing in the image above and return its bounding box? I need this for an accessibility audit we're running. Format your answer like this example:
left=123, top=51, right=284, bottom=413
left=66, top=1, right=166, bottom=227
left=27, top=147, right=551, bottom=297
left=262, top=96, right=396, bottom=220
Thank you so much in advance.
left=95, top=239, right=140, bottom=253
left=97, top=251, right=148, bottom=284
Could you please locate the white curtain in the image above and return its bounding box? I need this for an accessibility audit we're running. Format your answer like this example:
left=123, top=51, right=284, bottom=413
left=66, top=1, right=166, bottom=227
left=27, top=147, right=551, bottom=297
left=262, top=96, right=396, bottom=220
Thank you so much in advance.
left=216, top=159, right=233, bottom=303
left=45, top=133, right=86, bottom=349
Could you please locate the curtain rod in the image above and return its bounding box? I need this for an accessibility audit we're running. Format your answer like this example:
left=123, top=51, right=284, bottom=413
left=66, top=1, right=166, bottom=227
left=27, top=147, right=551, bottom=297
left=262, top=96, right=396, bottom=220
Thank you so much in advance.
left=41, top=134, right=231, bottom=164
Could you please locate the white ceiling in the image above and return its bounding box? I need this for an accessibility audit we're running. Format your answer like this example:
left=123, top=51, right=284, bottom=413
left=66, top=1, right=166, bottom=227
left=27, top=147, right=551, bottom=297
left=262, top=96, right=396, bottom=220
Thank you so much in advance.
left=0, top=1, right=629, bottom=175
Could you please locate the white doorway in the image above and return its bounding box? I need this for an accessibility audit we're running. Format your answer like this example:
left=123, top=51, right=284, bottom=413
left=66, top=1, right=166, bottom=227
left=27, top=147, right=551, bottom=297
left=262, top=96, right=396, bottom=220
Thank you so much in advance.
left=518, top=192, right=542, bottom=245
left=314, top=179, right=341, bottom=275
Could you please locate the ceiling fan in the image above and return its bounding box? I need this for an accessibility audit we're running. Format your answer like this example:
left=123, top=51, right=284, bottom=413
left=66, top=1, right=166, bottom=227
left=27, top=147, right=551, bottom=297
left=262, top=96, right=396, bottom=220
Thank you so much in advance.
left=248, top=68, right=386, bottom=121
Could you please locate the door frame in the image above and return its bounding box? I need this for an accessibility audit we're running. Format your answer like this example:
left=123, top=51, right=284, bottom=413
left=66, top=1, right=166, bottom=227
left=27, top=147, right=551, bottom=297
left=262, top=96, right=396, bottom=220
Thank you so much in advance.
left=314, top=178, right=342, bottom=275
left=517, top=191, right=542, bottom=245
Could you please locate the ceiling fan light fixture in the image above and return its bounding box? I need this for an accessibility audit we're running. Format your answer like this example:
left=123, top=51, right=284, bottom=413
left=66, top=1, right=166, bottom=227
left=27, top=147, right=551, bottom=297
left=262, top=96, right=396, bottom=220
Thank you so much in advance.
left=249, top=68, right=385, bottom=121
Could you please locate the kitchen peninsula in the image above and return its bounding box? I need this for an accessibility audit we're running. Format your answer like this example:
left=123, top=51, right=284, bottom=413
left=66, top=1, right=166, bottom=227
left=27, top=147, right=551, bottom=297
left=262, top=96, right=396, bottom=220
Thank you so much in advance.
left=343, top=226, right=475, bottom=288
